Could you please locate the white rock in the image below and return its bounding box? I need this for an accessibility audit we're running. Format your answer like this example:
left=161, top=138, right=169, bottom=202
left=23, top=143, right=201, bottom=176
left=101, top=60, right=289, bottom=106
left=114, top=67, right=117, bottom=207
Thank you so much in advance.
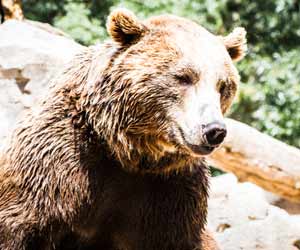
left=0, top=20, right=83, bottom=145
left=208, top=174, right=300, bottom=250
left=0, top=79, right=24, bottom=140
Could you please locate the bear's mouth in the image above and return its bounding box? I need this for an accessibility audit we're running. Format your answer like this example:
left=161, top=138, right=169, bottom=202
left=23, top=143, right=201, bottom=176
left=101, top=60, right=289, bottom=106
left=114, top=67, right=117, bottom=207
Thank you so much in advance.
left=177, top=126, right=218, bottom=156
left=184, top=143, right=216, bottom=156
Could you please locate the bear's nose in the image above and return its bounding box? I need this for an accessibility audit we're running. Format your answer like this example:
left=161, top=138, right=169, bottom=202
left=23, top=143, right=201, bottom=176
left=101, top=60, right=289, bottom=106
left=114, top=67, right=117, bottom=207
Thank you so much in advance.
left=203, top=122, right=227, bottom=146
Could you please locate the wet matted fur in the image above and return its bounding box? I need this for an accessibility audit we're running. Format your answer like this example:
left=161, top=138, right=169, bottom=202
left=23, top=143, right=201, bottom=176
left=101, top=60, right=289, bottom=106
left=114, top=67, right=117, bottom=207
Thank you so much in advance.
left=0, top=9, right=246, bottom=250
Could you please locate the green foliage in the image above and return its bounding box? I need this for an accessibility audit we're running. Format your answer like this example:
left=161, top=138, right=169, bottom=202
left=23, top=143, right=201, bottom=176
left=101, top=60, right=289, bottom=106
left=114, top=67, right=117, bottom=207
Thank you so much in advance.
left=22, top=0, right=300, bottom=149
left=23, top=0, right=66, bottom=23
left=230, top=50, right=300, bottom=147
left=53, top=2, right=106, bottom=45
left=210, top=167, right=224, bottom=177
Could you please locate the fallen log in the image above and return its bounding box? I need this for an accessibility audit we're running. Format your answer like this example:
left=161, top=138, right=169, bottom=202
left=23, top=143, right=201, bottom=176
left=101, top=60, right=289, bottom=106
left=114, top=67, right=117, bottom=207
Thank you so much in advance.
left=208, top=118, right=300, bottom=203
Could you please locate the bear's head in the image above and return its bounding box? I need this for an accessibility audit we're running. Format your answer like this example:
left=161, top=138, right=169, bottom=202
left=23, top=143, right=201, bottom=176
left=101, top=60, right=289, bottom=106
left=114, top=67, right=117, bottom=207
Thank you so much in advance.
left=87, top=9, right=247, bottom=172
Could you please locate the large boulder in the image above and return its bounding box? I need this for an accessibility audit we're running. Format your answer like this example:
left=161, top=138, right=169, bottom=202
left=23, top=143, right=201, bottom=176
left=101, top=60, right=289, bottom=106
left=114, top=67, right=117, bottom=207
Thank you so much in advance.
left=208, top=174, right=300, bottom=250
left=0, top=20, right=83, bottom=147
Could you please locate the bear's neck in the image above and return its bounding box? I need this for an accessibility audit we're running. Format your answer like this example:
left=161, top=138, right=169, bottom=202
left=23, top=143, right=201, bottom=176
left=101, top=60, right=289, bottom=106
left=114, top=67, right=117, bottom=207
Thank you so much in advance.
left=92, top=130, right=206, bottom=175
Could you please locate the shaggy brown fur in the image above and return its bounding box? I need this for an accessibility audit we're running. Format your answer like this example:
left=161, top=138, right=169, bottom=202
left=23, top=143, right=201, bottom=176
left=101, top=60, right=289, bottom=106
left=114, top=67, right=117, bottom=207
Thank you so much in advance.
left=0, top=9, right=246, bottom=250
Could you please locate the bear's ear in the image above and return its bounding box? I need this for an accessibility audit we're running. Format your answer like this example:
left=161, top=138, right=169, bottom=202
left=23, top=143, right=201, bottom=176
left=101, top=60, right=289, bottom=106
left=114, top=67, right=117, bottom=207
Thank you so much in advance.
left=222, top=27, right=247, bottom=62
left=107, top=8, right=147, bottom=45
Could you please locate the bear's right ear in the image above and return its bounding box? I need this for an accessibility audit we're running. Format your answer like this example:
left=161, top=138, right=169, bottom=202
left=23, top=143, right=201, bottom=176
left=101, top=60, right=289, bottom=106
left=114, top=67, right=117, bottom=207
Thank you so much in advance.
left=222, top=27, right=247, bottom=62
left=107, top=8, right=147, bottom=45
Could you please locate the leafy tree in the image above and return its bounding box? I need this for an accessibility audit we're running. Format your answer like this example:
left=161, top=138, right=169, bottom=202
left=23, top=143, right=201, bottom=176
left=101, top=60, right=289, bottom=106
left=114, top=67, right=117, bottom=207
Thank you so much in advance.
left=54, top=2, right=106, bottom=45
left=22, top=0, right=66, bottom=23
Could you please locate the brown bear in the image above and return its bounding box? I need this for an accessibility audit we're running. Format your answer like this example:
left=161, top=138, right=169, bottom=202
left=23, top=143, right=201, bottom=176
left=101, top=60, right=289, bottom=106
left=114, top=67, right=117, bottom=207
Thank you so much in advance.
left=0, top=9, right=246, bottom=250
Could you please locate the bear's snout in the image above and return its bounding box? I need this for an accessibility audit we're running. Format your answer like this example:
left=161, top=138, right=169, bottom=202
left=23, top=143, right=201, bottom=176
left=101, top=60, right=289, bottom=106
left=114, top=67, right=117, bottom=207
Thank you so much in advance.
left=178, top=121, right=227, bottom=156
left=202, top=122, right=227, bottom=146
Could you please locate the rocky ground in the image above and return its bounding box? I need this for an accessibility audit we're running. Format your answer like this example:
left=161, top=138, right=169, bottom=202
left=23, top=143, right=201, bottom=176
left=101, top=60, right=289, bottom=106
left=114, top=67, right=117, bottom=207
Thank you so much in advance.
left=0, top=20, right=299, bottom=250
left=209, top=174, right=300, bottom=250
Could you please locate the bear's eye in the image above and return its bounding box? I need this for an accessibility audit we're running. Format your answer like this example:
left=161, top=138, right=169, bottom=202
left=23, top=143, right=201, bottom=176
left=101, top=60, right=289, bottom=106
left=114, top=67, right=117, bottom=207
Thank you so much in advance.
left=174, top=74, right=193, bottom=86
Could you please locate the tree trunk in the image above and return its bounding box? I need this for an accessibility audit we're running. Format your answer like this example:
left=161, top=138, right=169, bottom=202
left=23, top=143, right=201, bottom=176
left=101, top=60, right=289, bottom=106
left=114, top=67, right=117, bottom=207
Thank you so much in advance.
left=208, top=118, right=300, bottom=203
left=0, top=0, right=23, bottom=23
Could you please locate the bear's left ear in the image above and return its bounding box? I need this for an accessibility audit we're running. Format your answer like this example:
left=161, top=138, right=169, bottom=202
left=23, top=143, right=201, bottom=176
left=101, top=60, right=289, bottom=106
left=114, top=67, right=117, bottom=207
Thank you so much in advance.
left=107, top=8, right=147, bottom=45
left=222, top=27, right=247, bottom=62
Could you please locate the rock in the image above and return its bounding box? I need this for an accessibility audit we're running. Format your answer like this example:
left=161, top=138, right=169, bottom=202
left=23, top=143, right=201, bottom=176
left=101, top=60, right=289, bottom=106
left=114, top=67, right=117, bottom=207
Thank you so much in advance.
left=0, top=79, right=25, bottom=139
left=208, top=174, right=300, bottom=250
left=0, top=20, right=83, bottom=146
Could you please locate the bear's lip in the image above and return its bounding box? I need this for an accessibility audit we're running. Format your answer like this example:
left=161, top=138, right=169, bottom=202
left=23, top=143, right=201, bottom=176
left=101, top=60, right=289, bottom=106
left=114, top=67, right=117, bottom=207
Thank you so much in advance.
left=176, top=126, right=218, bottom=156
left=185, top=143, right=216, bottom=156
